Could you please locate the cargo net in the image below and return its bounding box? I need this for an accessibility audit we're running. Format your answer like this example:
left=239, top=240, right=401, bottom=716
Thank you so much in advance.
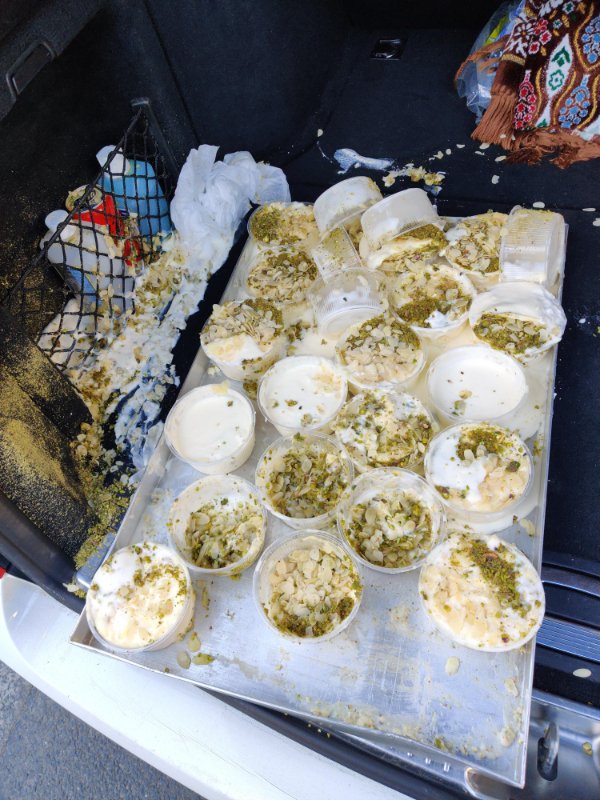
left=1, top=106, right=174, bottom=374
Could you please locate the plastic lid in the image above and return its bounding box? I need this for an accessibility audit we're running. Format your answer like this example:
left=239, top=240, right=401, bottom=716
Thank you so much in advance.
left=313, top=176, right=382, bottom=235
left=96, top=145, right=127, bottom=175
left=309, top=227, right=362, bottom=280
left=499, top=206, right=565, bottom=287
left=361, top=188, right=440, bottom=249
left=310, top=268, right=385, bottom=338
left=45, top=210, right=68, bottom=231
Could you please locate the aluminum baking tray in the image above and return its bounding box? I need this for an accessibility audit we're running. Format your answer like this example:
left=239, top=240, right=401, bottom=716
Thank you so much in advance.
left=72, top=214, right=566, bottom=794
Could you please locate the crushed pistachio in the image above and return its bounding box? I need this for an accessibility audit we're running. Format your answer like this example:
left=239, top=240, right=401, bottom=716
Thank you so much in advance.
left=201, top=298, right=283, bottom=353
left=473, top=312, right=548, bottom=355
left=249, top=202, right=317, bottom=246
left=389, top=266, right=472, bottom=328
left=443, top=211, right=507, bottom=275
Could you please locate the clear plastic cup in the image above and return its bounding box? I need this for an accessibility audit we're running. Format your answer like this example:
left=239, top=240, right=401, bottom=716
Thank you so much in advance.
left=500, top=206, right=566, bottom=287
left=424, top=422, right=533, bottom=529
left=388, top=264, right=476, bottom=342
left=167, top=475, right=266, bottom=576
left=332, top=390, right=437, bottom=473
left=442, top=212, right=507, bottom=291
left=247, top=202, right=318, bottom=247
left=309, top=227, right=362, bottom=280
left=418, top=532, right=545, bottom=652
left=257, top=355, right=347, bottom=437
left=310, top=268, right=386, bottom=338
left=337, top=468, right=445, bottom=573
left=334, top=315, right=425, bottom=394
left=468, top=281, right=567, bottom=362
left=200, top=299, right=285, bottom=380
left=360, top=188, right=441, bottom=249
left=313, top=177, right=382, bottom=235
left=86, top=542, right=195, bottom=654
left=427, top=345, right=529, bottom=426
left=253, top=530, right=363, bottom=642
left=164, top=384, right=255, bottom=475
left=244, top=246, right=319, bottom=306
left=254, top=433, right=354, bottom=530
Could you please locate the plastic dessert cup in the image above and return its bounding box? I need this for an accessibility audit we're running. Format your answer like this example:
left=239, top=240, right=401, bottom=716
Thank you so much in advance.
left=253, top=530, right=363, bottom=642
left=254, top=433, right=354, bottom=530
left=164, top=384, right=255, bottom=475
left=424, top=422, right=533, bottom=532
left=388, top=264, right=476, bottom=343
left=468, top=281, right=567, bottom=363
left=337, top=468, right=445, bottom=573
left=313, top=176, right=382, bottom=235
left=257, top=355, right=348, bottom=437
left=419, top=531, right=545, bottom=652
left=426, top=345, right=529, bottom=426
left=167, top=475, right=266, bottom=576
left=309, top=226, right=362, bottom=280
left=86, top=542, right=195, bottom=654
left=360, top=188, right=441, bottom=249
left=247, top=201, right=318, bottom=247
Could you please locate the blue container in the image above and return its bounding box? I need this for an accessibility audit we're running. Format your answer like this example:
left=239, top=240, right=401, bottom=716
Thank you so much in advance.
left=96, top=145, right=172, bottom=239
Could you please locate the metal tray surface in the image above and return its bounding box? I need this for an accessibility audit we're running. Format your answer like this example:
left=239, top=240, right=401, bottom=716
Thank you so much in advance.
left=72, top=217, right=565, bottom=793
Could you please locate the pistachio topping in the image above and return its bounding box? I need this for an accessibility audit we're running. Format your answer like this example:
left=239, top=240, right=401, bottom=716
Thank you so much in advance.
left=336, top=315, right=422, bottom=385
left=368, top=224, right=447, bottom=273
left=184, top=496, right=263, bottom=569
left=473, top=312, right=548, bottom=355
left=249, top=202, right=317, bottom=246
left=333, top=391, right=433, bottom=470
left=342, top=491, right=434, bottom=568
left=390, top=266, right=472, bottom=328
left=266, top=541, right=361, bottom=638
left=260, top=435, right=351, bottom=519
left=247, top=248, right=318, bottom=304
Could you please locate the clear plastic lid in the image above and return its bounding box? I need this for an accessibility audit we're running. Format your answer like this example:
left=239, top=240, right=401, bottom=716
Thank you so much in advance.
left=310, top=268, right=386, bottom=338
left=360, top=188, right=440, bottom=249
left=313, top=176, right=382, bottom=235
left=309, top=226, right=362, bottom=280
left=500, top=206, right=566, bottom=287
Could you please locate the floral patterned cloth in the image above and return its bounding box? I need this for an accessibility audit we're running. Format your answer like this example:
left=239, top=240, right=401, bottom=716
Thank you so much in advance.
left=466, top=0, right=600, bottom=165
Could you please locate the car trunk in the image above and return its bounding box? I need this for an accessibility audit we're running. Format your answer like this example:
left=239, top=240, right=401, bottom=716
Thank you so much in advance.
left=0, top=1, right=598, bottom=797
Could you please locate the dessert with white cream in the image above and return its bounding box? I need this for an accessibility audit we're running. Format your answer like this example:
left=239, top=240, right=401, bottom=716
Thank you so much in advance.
left=248, top=202, right=317, bottom=246
left=256, top=532, right=362, bottom=639
left=419, top=532, right=545, bottom=651
left=389, top=264, right=475, bottom=332
left=335, top=315, right=424, bottom=390
left=246, top=247, right=318, bottom=305
left=425, top=422, right=531, bottom=514
left=332, top=390, right=435, bottom=471
left=365, top=224, right=447, bottom=273
left=164, top=384, right=255, bottom=474
left=86, top=542, right=194, bottom=651
left=258, top=355, right=347, bottom=435
left=443, top=212, right=507, bottom=287
left=201, top=299, right=284, bottom=380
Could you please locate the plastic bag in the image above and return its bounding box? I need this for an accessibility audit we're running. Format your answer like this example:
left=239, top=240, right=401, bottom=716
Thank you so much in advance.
left=456, top=1, right=523, bottom=120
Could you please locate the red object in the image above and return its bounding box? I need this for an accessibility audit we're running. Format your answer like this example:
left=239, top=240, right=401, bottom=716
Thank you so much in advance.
left=0, top=567, right=6, bottom=579
left=74, top=191, right=143, bottom=270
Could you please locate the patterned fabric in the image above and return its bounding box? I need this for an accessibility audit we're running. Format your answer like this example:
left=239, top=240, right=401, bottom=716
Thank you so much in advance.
left=498, top=1, right=600, bottom=136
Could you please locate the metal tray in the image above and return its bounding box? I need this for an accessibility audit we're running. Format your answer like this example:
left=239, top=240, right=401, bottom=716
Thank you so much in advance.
left=72, top=216, right=566, bottom=794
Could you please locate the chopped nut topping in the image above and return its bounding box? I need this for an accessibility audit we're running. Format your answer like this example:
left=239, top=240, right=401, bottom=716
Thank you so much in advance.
left=336, top=315, right=422, bottom=386
left=341, top=490, right=434, bottom=568
left=184, top=496, right=263, bottom=569
left=247, top=248, right=318, bottom=304
left=389, top=265, right=473, bottom=328
left=249, top=202, right=317, bottom=246
left=443, top=211, right=507, bottom=275
left=202, top=299, right=283, bottom=353
left=473, top=312, right=549, bottom=355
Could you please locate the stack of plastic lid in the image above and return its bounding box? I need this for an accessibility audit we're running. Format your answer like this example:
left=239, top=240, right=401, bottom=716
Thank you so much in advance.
left=310, top=268, right=386, bottom=338
left=361, top=188, right=441, bottom=249
left=499, top=206, right=566, bottom=287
